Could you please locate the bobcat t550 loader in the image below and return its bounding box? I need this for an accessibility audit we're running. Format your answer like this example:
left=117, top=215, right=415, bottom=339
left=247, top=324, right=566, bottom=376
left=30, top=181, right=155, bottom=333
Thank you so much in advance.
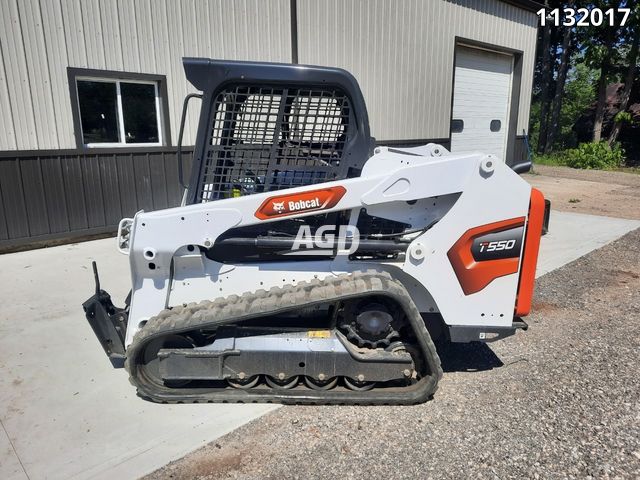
left=83, top=58, right=546, bottom=405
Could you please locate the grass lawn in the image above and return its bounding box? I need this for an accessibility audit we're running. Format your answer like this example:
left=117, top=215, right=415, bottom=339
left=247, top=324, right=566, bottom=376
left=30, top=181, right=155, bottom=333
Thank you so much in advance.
left=532, top=152, right=640, bottom=174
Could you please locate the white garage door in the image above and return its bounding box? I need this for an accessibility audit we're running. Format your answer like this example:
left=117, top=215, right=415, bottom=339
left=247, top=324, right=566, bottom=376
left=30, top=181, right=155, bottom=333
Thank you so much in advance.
left=450, top=46, right=513, bottom=162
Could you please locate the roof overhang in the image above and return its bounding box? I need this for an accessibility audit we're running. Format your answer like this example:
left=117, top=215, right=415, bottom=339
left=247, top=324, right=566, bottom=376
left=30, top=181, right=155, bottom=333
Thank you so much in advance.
left=500, top=0, right=544, bottom=13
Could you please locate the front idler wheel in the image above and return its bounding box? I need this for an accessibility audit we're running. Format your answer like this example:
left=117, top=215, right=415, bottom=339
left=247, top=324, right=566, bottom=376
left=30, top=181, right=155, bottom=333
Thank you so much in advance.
left=139, top=334, right=194, bottom=388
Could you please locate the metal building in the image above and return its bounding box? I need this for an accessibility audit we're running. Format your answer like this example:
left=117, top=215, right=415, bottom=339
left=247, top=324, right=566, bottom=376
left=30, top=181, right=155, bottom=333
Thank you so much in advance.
left=0, top=0, right=540, bottom=249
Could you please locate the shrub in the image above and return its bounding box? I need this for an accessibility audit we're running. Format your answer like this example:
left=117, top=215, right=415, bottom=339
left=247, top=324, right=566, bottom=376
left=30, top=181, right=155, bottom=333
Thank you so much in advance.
left=613, top=111, right=633, bottom=125
left=564, top=142, right=624, bottom=170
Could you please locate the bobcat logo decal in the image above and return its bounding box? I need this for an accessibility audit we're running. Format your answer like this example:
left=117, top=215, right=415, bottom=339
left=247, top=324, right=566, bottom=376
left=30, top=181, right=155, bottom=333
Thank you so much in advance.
left=272, top=201, right=286, bottom=213
left=255, top=186, right=347, bottom=220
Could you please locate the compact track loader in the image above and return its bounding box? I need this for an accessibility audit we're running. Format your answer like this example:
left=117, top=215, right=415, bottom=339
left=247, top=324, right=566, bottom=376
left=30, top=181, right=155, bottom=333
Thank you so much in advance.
left=83, top=58, right=547, bottom=405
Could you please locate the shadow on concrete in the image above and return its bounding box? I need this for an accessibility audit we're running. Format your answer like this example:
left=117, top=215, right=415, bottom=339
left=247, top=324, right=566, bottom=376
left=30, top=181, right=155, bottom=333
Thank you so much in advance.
left=436, top=341, right=504, bottom=373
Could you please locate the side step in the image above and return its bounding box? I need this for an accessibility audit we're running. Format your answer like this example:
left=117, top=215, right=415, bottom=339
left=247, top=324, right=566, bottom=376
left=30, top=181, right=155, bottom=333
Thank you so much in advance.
left=448, top=318, right=529, bottom=343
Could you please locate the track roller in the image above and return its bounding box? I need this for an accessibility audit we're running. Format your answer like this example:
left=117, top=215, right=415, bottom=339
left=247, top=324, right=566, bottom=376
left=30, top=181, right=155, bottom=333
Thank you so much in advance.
left=344, top=377, right=375, bottom=391
left=228, top=375, right=260, bottom=389
left=265, top=375, right=299, bottom=389
left=304, top=376, right=338, bottom=390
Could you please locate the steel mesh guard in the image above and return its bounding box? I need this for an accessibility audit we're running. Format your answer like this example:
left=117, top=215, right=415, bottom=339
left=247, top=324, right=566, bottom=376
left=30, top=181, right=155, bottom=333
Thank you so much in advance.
left=197, top=85, right=351, bottom=202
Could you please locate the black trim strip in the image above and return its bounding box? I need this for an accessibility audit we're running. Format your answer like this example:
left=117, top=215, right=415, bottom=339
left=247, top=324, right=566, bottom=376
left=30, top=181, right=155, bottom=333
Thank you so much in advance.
left=290, top=0, right=299, bottom=64
left=0, top=139, right=456, bottom=158
left=0, top=226, right=116, bottom=252
left=0, top=146, right=193, bottom=158
left=377, top=138, right=451, bottom=148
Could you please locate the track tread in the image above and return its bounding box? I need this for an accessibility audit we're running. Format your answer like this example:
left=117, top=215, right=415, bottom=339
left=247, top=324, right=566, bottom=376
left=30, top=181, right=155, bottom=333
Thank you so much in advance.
left=125, top=270, right=442, bottom=405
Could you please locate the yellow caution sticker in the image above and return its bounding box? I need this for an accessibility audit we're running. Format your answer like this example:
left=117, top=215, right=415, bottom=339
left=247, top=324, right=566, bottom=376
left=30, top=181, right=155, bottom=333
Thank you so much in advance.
left=307, top=330, right=331, bottom=338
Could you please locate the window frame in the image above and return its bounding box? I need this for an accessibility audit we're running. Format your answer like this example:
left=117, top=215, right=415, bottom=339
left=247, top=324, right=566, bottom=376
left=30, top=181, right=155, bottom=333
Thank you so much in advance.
left=67, top=67, right=171, bottom=149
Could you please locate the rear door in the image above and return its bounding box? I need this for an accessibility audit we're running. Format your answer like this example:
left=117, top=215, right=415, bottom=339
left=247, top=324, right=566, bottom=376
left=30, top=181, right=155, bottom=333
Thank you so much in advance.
left=450, top=46, right=513, bottom=162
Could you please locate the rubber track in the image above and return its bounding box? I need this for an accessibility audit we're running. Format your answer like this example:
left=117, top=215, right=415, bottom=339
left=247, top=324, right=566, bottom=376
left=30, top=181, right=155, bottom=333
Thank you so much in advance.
left=125, top=270, right=443, bottom=405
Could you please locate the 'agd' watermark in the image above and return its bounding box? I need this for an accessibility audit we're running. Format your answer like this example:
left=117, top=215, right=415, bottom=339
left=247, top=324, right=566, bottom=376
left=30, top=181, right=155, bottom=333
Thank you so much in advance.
left=291, top=225, right=360, bottom=255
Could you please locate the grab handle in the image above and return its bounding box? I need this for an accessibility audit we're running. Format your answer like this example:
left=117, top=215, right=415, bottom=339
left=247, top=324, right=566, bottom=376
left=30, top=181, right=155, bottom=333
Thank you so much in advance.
left=177, top=93, right=203, bottom=189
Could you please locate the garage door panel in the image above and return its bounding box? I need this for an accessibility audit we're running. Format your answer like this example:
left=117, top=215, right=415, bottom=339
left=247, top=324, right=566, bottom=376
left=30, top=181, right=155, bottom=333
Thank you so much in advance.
left=451, top=46, right=513, bottom=162
left=456, top=47, right=513, bottom=75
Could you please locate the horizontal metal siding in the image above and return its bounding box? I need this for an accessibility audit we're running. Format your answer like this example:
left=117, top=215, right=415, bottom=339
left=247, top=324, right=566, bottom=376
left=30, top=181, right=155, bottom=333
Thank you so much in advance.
left=297, top=0, right=538, bottom=141
left=0, top=0, right=291, bottom=151
left=0, top=149, right=192, bottom=248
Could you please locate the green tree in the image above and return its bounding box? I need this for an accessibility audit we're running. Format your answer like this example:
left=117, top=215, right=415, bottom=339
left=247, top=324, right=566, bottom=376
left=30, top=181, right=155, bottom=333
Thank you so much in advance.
left=531, top=1, right=640, bottom=162
left=537, top=1, right=555, bottom=153
left=536, top=0, right=566, bottom=153
left=579, top=0, right=626, bottom=141
left=545, top=2, right=575, bottom=153
left=608, top=5, right=640, bottom=145
left=558, top=63, right=598, bottom=148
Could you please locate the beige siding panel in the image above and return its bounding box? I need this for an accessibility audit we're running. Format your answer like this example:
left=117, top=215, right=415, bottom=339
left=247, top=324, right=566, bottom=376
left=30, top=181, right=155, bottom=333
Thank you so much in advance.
left=0, top=39, right=18, bottom=149
left=166, top=0, right=193, bottom=142
left=60, top=0, right=88, bottom=67
left=17, top=0, right=60, bottom=148
left=81, top=0, right=107, bottom=69
left=40, top=0, right=75, bottom=148
left=171, top=0, right=292, bottom=145
left=0, top=0, right=536, bottom=151
left=136, top=0, right=156, bottom=73
left=149, top=0, right=173, bottom=144
left=0, top=0, right=39, bottom=149
left=99, top=0, right=125, bottom=70
left=180, top=0, right=199, bottom=57
left=0, top=0, right=290, bottom=150
left=117, top=0, right=141, bottom=72
left=297, top=0, right=537, bottom=141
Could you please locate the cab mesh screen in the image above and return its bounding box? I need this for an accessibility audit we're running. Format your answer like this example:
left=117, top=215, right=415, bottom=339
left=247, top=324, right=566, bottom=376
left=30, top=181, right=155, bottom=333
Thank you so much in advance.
left=197, top=85, right=351, bottom=202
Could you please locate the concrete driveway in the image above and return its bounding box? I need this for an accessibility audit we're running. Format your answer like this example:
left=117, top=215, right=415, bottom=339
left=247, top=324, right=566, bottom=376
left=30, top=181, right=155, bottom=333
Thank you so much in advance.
left=1, top=210, right=638, bottom=480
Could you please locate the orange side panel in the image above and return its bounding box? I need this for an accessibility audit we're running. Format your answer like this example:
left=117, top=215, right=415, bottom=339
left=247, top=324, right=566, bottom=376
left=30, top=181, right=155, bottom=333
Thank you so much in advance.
left=447, top=217, right=526, bottom=295
left=515, top=188, right=546, bottom=316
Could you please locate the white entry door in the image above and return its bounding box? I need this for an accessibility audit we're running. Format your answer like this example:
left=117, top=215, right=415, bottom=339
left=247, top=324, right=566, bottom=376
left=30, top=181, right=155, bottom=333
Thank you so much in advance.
left=450, top=45, right=513, bottom=162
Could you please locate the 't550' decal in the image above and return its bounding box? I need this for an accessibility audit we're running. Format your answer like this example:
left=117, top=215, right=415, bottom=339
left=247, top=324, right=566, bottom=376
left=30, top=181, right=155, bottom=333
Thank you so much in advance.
left=479, top=239, right=517, bottom=253
left=471, top=226, right=524, bottom=261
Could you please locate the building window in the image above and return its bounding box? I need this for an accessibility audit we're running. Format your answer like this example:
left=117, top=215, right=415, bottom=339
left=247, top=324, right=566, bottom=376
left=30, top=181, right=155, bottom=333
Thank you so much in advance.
left=68, top=68, right=170, bottom=148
